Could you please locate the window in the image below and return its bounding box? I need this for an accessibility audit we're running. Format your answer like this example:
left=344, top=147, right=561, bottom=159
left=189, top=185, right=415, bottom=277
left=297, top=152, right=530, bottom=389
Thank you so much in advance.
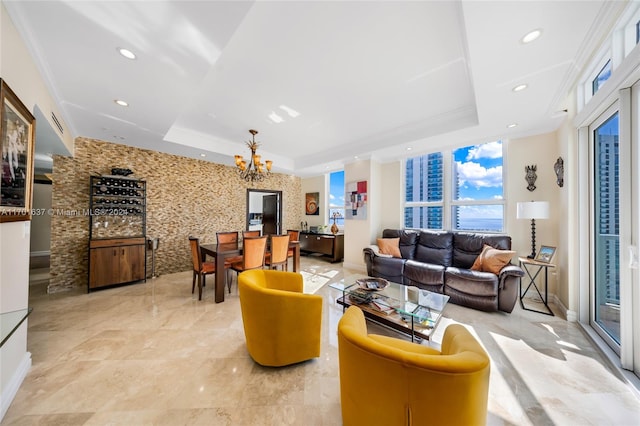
left=404, top=141, right=504, bottom=232
left=592, top=60, right=612, bottom=95
left=329, top=170, right=345, bottom=229
left=404, top=153, right=443, bottom=229
left=452, top=141, right=504, bottom=232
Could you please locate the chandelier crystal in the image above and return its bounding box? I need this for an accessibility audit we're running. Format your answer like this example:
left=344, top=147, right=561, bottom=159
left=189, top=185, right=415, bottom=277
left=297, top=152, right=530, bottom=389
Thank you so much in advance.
left=234, top=129, right=273, bottom=182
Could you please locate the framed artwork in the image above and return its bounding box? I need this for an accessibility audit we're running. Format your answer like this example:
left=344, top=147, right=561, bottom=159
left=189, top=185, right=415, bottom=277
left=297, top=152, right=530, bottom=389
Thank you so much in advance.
left=1, top=79, right=36, bottom=222
left=536, top=245, right=556, bottom=263
left=345, top=180, right=367, bottom=220
left=305, top=192, right=319, bottom=215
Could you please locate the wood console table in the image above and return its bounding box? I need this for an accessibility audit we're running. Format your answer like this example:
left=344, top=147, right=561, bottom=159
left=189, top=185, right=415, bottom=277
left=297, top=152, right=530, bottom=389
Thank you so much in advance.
left=299, top=231, right=344, bottom=262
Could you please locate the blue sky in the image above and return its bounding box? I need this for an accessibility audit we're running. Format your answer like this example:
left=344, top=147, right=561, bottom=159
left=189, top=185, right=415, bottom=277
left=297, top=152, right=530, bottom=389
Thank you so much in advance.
left=453, top=140, right=503, bottom=201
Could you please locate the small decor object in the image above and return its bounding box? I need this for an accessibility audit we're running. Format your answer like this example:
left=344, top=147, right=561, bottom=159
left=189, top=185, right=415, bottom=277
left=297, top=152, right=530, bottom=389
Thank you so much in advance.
left=0, top=79, right=35, bottom=223
left=516, top=201, right=550, bottom=258
left=234, top=129, right=273, bottom=182
left=525, top=165, right=537, bottom=192
left=345, top=180, right=367, bottom=220
left=305, top=192, right=319, bottom=215
left=536, top=245, right=556, bottom=263
left=111, top=167, right=133, bottom=176
left=331, top=211, right=342, bottom=234
left=554, top=157, right=564, bottom=187
left=356, top=277, right=389, bottom=291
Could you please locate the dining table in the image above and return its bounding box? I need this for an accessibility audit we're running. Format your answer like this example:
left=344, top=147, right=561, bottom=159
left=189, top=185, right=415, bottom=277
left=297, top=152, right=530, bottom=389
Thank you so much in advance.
left=200, top=240, right=301, bottom=303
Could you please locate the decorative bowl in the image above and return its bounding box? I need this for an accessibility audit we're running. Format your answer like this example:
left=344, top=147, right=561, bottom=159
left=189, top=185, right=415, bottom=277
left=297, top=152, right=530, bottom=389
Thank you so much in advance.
left=356, top=277, right=389, bottom=291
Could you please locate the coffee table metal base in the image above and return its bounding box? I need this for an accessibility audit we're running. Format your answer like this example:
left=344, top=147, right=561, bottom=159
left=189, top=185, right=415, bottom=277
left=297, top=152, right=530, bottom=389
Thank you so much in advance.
left=336, top=296, right=430, bottom=342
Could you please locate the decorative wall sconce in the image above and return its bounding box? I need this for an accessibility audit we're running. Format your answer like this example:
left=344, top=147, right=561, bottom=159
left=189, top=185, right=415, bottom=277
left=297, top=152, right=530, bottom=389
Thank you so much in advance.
left=554, top=157, right=564, bottom=187
left=525, top=165, right=537, bottom=192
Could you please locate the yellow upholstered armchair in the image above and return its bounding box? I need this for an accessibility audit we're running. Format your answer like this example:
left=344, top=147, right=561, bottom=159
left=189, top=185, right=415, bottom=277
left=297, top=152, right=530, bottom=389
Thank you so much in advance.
left=337, top=306, right=490, bottom=426
left=238, top=269, right=323, bottom=367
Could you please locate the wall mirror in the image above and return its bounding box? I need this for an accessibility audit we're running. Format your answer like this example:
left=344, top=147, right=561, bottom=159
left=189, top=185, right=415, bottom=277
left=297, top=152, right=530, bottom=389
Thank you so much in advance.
left=246, top=189, right=282, bottom=235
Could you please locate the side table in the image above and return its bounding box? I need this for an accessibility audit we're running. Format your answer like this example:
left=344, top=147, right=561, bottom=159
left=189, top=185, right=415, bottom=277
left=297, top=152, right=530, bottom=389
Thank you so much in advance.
left=518, top=257, right=554, bottom=316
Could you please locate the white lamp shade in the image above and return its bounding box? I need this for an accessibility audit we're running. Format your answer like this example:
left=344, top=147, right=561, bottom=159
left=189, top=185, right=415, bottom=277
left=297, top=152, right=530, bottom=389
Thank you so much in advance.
left=517, top=201, right=549, bottom=219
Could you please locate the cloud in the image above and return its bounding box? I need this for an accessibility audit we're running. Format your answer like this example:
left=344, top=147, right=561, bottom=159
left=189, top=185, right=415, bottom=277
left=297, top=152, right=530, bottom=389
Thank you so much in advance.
left=455, top=161, right=502, bottom=188
left=466, top=141, right=502, bottom=160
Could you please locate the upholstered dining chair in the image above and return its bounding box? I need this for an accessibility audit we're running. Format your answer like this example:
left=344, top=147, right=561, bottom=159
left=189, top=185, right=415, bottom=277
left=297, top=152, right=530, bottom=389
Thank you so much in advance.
left=238, top=269, right=322, bottom=366
left=216, top=231, right=239, bottom=244
left=286, top=229, right=299, bottom=269
left=242, top=230, right=261, bottom=238
left=229, top=236, right=268, bottom=292
left=264, top=234, right=290, bottom=271
left=188, top=236, right=215, bottom=301
left=216, top=231, right=242, bottom=275
left=337, top=306, right=490, bottom=426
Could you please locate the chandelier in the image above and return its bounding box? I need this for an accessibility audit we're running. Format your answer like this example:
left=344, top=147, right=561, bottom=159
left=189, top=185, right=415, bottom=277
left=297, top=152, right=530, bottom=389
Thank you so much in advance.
left=234, top=129, right=273, bottom=182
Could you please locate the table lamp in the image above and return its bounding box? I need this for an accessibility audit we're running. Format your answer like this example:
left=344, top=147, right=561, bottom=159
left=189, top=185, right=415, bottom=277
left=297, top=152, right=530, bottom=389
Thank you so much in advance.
left=517, top=201, right=549, bottom=259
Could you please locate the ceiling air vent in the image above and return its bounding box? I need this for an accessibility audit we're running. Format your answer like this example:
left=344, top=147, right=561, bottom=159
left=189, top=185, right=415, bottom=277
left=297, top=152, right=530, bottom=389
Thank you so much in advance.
left=51, top=111, right=63, bottom=134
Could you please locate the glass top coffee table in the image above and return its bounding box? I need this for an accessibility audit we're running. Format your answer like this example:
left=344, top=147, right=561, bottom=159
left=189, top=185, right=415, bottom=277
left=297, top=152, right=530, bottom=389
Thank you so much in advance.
left=330, top=276, right=449, bottom=342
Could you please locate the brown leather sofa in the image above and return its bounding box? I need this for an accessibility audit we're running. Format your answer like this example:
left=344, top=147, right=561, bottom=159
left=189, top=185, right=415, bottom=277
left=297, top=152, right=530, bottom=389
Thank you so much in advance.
left=363, top=229, right=524, bottom=313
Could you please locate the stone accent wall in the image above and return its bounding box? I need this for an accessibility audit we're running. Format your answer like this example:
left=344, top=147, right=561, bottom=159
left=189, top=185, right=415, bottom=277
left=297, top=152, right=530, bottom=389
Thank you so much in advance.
left=49, top=137, right=302, bottom=292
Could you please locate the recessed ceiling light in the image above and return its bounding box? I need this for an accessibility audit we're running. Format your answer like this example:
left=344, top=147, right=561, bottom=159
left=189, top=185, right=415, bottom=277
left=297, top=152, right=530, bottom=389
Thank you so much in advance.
left=200, top=153, right=206, bottom=157
left=114, top=99, right=128, bottom=107
left=117, top=47, right=136, bottom=60
left=507, top=123, right=518, bottom=128
left=512, top=84, right=528, bottom=92
left=406, top=147, right=412, bottom=151
left=521, top=29, right=542, bottom=44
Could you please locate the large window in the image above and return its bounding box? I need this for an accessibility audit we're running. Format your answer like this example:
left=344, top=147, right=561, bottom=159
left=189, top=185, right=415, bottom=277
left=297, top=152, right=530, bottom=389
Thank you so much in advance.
left=404, top=141, right=504, bottom=232
left=329, top=170, right=345, bottom=229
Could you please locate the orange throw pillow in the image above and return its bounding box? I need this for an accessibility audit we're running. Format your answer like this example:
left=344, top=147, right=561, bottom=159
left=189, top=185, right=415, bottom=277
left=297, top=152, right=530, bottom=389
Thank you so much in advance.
left=471, top=244, right=515, bottom=274
left=377, top=238, right=402, bottom=258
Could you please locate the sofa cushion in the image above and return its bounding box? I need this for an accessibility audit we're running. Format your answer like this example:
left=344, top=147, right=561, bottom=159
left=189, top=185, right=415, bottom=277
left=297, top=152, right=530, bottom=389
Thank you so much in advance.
left=382, top=229, right=418, bottom=259
left=471, top=244, right=516, bottom=274
left=452, top=233, right=512, bottom=269
left=445, top=267, right=499, bottom=297
left=377, top=238, right=402, bottom=258
left=414, top=231, right=453, bottom=266
left=404, top=260, right=445, bottom=286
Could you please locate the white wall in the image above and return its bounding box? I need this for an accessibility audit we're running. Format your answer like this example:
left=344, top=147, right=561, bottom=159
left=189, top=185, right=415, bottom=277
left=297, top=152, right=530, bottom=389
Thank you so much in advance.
left=0, top=222, right=32, bottom=420
left=0, top=3, right=67, bottom=419
left=29, top=183, right=51, bottom=254
left=343, top=159, right=378, bottom=271
left=301, top=175, right=326, bottom=228
left=505, top=133, right=561, bottom=298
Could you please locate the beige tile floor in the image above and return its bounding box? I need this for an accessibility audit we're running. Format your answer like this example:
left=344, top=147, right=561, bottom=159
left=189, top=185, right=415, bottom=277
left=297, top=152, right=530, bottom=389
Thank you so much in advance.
left=3, top=256, right=640, bottom=425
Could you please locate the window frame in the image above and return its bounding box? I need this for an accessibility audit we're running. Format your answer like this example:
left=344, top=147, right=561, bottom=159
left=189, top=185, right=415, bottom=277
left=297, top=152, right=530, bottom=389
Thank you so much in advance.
left=403, top=141, right=505, bottom=233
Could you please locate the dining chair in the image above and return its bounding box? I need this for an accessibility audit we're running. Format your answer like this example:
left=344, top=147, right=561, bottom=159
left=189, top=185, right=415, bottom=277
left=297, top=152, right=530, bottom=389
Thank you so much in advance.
left=216, top=231, right=242, bottom=284
left=230, top=236, right=268, bottom=292
left=188, top=236, right=215, bottom=301
left=265, top=234, right=290, bottom=271
left=243, top=230, right=261, bottom=238
left=286, top=230, right=300, bottom=269
left=217, top=231, right=239, bottom=244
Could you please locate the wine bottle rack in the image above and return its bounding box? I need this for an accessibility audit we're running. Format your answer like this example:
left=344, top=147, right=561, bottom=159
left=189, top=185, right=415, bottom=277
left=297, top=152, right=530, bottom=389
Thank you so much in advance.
left=88, top=175, right=147, bottom=291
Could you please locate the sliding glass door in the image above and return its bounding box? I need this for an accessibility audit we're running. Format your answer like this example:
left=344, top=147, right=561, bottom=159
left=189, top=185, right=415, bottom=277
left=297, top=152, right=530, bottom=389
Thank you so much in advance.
left=591, top=109, right=621, bottom=350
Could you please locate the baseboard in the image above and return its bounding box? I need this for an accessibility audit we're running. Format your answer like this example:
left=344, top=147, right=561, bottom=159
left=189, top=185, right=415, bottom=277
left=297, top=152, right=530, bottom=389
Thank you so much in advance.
left=30, top=251, right=50, bottom=257
left=550, top=295, right=578, bottom=322
left=0, top=352, right=32, bottom=422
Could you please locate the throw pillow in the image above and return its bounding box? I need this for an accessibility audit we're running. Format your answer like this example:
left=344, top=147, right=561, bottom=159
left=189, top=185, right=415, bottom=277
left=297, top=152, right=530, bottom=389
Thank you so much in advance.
left=377, top=237, right=402, bottom=258
left=473, top=244, right=515, bottom=274
left=369, top=245, right=393, bottom=258
left=470, top=244, right=491, bottom=271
